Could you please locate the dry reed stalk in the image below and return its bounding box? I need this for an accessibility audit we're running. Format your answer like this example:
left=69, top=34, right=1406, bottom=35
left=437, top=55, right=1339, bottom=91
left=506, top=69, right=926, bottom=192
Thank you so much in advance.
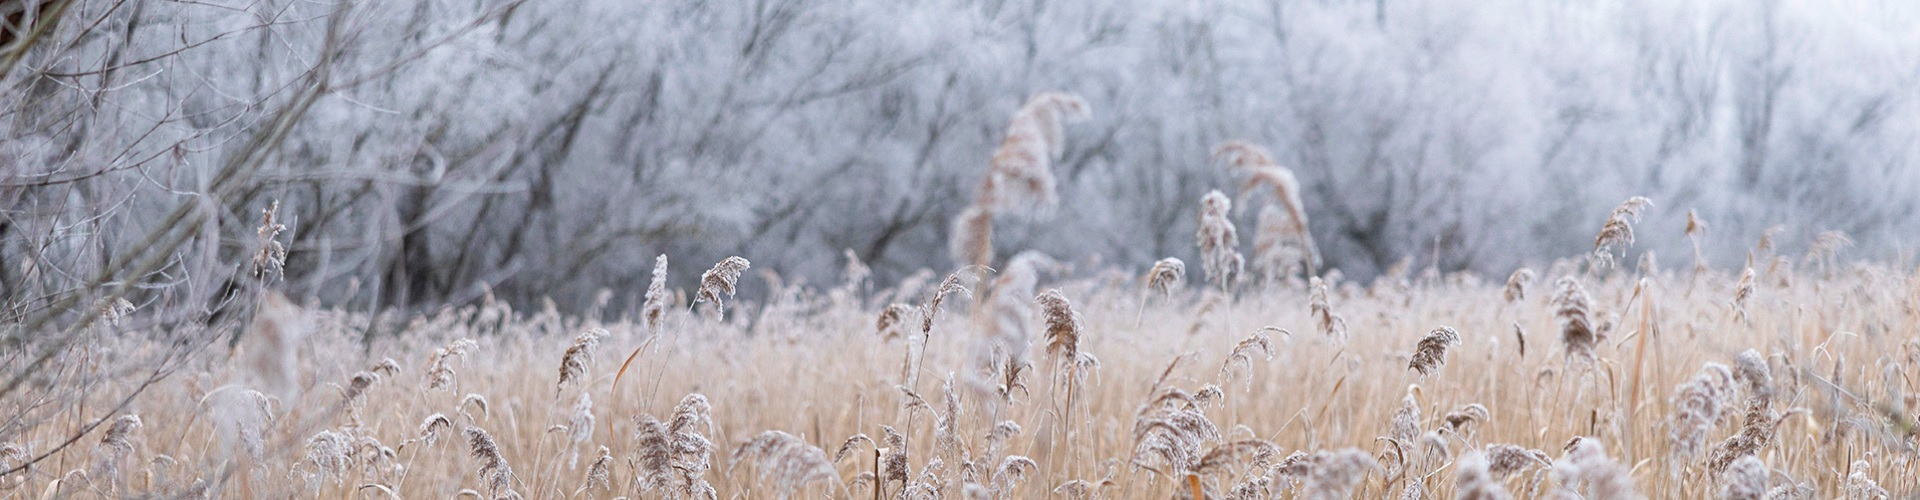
left=1668, top=362, right=1735, bottom=461
left=1214, top=140, right=1319, bottom=278
left=694, top=256, right=751, bottom=316
left=1408, top=326, right=1460, bottom=377
left=643, top=254, right=669, bottom=332
left=1195, top=190, right=1243, bottom=291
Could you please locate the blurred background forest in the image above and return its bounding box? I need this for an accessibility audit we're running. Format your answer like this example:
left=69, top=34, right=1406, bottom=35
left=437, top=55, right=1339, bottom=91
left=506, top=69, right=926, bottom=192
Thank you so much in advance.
left=3, top=0, right=1917, bottom=317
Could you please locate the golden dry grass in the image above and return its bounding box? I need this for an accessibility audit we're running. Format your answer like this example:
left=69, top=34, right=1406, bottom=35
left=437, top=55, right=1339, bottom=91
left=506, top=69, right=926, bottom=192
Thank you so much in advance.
left=5, top=259, right=1918, bottom=499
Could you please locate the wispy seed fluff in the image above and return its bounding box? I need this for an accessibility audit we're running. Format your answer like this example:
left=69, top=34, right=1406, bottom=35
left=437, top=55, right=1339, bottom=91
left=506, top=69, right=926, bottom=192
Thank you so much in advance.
left=1408, top=326, right=1461, bottom=377
left=1668, top=362, right=1735, bottom=460
left=1552, top=438, right=1638, bottom=499
left=1145, top=257, right=1187, bottom=295
left=729, top=430, right=838, bottom=495
left=1454, top=451, right=1515, bottom=500
left=557, top=328, right=603, bottom=391
left=1594, top=196, right=1654, bottom=260
left=1036, top=289, right=1084, bottom=370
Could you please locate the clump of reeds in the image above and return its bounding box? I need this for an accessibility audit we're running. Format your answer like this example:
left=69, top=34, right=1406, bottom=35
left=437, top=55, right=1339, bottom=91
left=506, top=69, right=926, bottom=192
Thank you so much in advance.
left=694, top=256, right=751, bottom=316
left=1408, top=326, right=1460, bottom=377
left=633, top=393, right=716, bottom=498
left=643, top=254, right=669, bottom=332
left=730, top=430, right=838, bottom=496
left=1552, top=277, right=1599, bottom=361
left=1215, top=140, right=1318, bottom=280
left=1195, top=190, right=1243, bottom=291
left=1668, top=362, right=1735, bottom=461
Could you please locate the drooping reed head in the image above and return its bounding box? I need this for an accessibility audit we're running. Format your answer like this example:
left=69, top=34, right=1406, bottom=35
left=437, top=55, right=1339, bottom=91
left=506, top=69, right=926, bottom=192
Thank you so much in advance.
left=1408, top=326, right=1461, bottom=377
left=695, top=256, right=751, bottom=315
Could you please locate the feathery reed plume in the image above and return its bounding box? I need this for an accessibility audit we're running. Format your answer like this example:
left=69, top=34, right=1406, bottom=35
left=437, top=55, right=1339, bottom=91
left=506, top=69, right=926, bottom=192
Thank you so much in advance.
left=643, top=255, right=669, bottom=332
left=1309, top=277, right=1347, bottom=340
left=464, top=427, right=514, bottom=497
left=1721, top=455, right=1768, bottom=500
left=419, top=413, right=453, bottom=446
left=1732, top=350, right=1773, bottom=406
left=1131, top=379, right=1224, bottom=475
left=1454, top=451, right=1515, bottom=500
left=1193, top=439, right=1280, bottom=475
left=1808, top=230, right=1852, bottom=271
left=460, top=393, right=490, bottom=421
left=880, top=425, right=908, bottom=487
left=1552, top=277, right=1599, bottom=361
left=1147, top=258, right=1187, bottom=296
left=922, top=269, right=977, bottom=334
left=557, top=328, right=603, bottom=392
left=425, top=338, right=478, bottom=392
left=982, top=92, right=1090, bottom=212
left=1215, top=140, right=1318, bottom=278
left=1504, top=268, right=1535, bottom=303
left=305, top=429, right=352, bottom=483
left=90, top=415, right=142, bottom=487
left=634, top=395, right=716, bottom=498
left=1733, top=268, right=1756, bottom=324
left=1195, top=190, right=1243, bottom=291
left=694, top=256, right=751, bottom=316
left=245, top=291, right=308, bottom=401
left=1220, top=328, right=1278, bottom=387
left=730, top=430, right=838, bottom=496
left=991, top=455, right=1038, bottom=494
left=877, top=303, right=913, bottom=341
left=951, top=205, right=996, bottom=267
left=1482, top=444, right=1550, bottom=479
left=1845, top=460, right=1888, bottom=499
left=581, top=446, right=612, bottom=493
left=1706, top=400, right=1789, bottom=475
left=1594, top=196, right=1654, bottom=266
left=1669, top=363, right=1735, bottom=460
left=1037, top=289, right=1084, bottom=370
left=1552, top=438, right=1638, bottom=499
left=1409, top=326, right=1461, bottom=377
left=1300, top=449, right=1379, bottom=500
left=1444, top=404, right=1490, bottom=434
left=1389, top=392, right=1422, bottom=445
left=252, top=201, right=287, bottom=278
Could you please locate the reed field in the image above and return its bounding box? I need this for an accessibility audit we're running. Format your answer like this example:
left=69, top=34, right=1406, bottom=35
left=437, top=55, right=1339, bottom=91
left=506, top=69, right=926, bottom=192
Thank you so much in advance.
left=4, top=234, right=1917, bottom=499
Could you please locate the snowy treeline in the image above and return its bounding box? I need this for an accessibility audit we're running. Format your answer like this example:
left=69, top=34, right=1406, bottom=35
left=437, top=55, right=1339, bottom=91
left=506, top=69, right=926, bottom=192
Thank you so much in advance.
left=2, top=0, right=1916, bottom=312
